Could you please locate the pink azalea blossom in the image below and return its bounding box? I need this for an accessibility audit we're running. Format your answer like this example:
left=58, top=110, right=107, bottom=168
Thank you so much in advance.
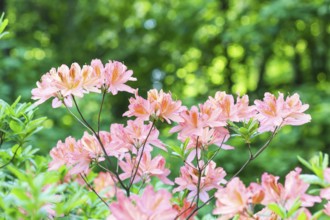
left=104, top=60, right=136, bottom=95
left=181, top=126, right=233, bottom=162
left=173, top=199, right=197, bottom=220
left=81, top=131, right=104, bottom=159
left=320, top=168, right=330, bottom=200
left=48, top=133, right=107, bottom=175
left=94, top=172, right=117, bottom=198
left=324, top=201, right=330, bottom=216
left=132, top=186, right=178, bottom=219
left=32, top=60, right=136, bottom=108
left=209, top=91, right=240, bottom=122
left=213, top=177, right=249, bottom=220
left=261, top=168, right=321, bottom=210
left=109, top=119, right=165, bottom=155
left=170, top=106, right=205, bottom=137
left=147, top=89, right=185, bottom=123
left=124, top=89, right=185, bottom=123
left=108, top=191, right=145, bottom=220
left=119, top=151, right=173, bottom=185
left=109, top=186, right=177, bottom=220
left=255, top=92, right=311, bottom=132
left=173, top=161, right=226, bottom=202
left=248, top=182, right=265, bottom=204
left=123, top=90, right=155, bottom=121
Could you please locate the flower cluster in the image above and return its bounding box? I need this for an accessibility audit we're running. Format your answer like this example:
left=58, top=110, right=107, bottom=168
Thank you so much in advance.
left=32, top=59, right=136, bottom=108
left=124, top=89, right=185, bottom=123
left=213, top=168, right=321, bottom=219
left=173, top=160, right=227, bottom=202
left=255, top=92, right=311, bottom=132
left=32, top=60, right=317, bottom=220
left=108, top=186, right=178, bottom=220
left=48, top=132, right=107, bottom=175
left=94, top=172, right=117, bottom=199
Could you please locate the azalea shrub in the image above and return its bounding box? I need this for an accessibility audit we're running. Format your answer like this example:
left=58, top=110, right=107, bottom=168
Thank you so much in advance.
left=1, top=59, right=330, bottom=219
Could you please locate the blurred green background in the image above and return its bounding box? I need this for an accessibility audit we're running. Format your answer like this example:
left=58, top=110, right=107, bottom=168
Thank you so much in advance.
left=1, top=0, right=330, bottom=182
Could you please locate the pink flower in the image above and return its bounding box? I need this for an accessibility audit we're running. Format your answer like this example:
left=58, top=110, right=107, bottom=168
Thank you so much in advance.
left=123, top=90, right=154, bottom=121
left=109, top=119, right=165, bottom=155
left=124, top=89, right=185, bottom=123
left=48, top=136, right=78, bottom=171
left=209, top=91, right=239, bottom=122
left=109, top=186, right=177, bottom=220
left=324, top=201, right=330, bottom=216
left=173, top=161, right=226, bottom=202
left=320, top=168, right=330, bottom=200
left=94, top=172, right=117, bottom=198
left=261, top=168, right=321, bottom=210
left=32, top=60, right=136, bottom=108
left=255, top=92, right=311, bottom=132
left=81, top=131, right=104, bottom=159
left=108, top=192, right=145, bottom=220
left=81, top=64, right=102, bottom=93
left=104, top=60, right=136, bottom=95
left=147, top=89, right=185, bottom=123
left=48, top=133, right=108, bottom=175
left=31, top=70, right=59, bottom=106
left=132, top=186, right=178, bottom=219
left=213, top=177, right=249, bottom=219
left=248, top=182, right=265, bottom=204
left=170, top=106, right=205, bottom=137
left=181, top=126, right=233, bottom=162
left=119, top=151, right=173, bottom=185
left=173, top=199, right=197, bottom=220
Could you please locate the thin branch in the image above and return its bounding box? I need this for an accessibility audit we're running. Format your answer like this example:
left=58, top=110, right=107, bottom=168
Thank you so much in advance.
left=97, top=91, right=106, bottom=134
left=0, top=145, right=22, bottom=169
left=80, top=173, right=108, bottom=207
left=186, top=126, right=280, bottom=219
left=195, top=137, right=202, bottom=206
left=128, top=120, right=156, bottom=190
left=69, top=96, right=129, bottom=194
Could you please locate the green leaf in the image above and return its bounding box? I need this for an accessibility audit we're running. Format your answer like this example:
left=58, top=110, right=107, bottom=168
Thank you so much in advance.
left=9, top=119, right=24, bottom=133
left=299, top=174, right=324, bottom=185
left=268, top=203, right=286, bottom=218
left=298, top=156, right=313, bottom=171
left=287, top=198, right=302, bottom=217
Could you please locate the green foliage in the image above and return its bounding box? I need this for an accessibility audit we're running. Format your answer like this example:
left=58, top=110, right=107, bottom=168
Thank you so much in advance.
left=0, top=99, right=109, bottom=219
left=0, top=13, right=8, bottom=39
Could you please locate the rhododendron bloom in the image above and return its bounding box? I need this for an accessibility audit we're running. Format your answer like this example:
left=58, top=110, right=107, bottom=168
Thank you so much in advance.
left=209, top=91, right=240, bottom=122
left=119, top=151, right=172, bottom=185
left=180, top=126, right=233, bottom=162
left=108, top=192, right=145, bottom=220
left=255, top=92, right=311, bottom=132
left=173, top=199, right=197, bottom=220
left=248, top=182, right=265, bottom=204
left=170, top=106, right=205, bottom=137
left=81, top=132, right=104, bottom=159
left=147, top=89, right=185, bottom=123
left=48, top=133, right=107, bottom=175
left=124, top=90, right=154, bottom=121
left=124, top=89, right=185, bottom=123
left=173, top=161, right=226, bottom=202
left=213, top=177, right=250, bottom=220
left=32, top=60, right=136, bottom=108
left=94, top=172, right=117, bottom=198
left=324, top=201, right=330, bottom=216
left=320, top=168, right=330, bottom=200
left=109, top=119, right=165, bottom=155
left=261, top=168, right=321, bottom=210
left=104, top=60, right=136, bottom=95
left=109, top=186, right=177, bottom=220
